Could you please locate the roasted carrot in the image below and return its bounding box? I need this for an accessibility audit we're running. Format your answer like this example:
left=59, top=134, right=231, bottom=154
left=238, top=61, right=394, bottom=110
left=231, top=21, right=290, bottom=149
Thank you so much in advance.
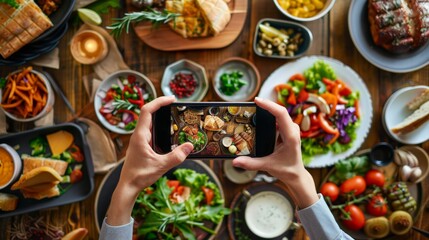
left=8, top=79, right=16, bottom=99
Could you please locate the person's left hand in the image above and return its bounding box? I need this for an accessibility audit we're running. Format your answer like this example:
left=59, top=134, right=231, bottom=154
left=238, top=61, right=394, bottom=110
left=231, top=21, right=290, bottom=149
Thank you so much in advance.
left=118, top=96, right=194, bottom=196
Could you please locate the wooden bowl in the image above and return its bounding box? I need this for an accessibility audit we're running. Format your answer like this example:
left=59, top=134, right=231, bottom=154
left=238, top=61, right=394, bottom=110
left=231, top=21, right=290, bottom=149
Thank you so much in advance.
left=399, top=146, right=429, bottom=183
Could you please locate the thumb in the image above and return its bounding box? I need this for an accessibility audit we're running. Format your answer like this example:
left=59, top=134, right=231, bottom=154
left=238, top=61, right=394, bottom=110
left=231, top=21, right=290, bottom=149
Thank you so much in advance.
left=165, top=143, right=194, bottom=165
left=232, top=156, right=265, bottom=171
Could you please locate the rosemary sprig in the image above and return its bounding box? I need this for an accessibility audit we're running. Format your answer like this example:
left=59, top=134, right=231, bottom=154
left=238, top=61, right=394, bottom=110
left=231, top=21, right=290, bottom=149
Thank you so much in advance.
left=112, top=99, right=135, bottom=110
left=107, top=8, right=180, bottom=38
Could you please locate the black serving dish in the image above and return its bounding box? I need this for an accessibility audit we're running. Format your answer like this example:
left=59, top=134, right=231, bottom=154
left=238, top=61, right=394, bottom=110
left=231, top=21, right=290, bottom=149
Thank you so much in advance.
left=0, top=123, right=94, bottom=218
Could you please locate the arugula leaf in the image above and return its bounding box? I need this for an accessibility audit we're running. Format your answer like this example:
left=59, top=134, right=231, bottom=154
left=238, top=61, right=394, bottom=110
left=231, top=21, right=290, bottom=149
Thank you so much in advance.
left=0, top=0, right=19, bottom=8
left=0, top=77, right=7, bottom=89
left=86, top=0, right=120, bottom=14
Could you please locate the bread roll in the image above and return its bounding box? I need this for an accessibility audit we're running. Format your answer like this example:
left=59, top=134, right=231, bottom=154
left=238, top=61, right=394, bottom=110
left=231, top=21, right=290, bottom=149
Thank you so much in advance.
left=391, top=101, right=429, bottom=134
left=0, top=193, right=18, bottom=211
left=408, top=89, right=429, bottom=111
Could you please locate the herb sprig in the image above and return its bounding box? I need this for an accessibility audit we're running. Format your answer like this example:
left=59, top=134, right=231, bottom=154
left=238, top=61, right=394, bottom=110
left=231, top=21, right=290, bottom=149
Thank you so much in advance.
left=107, top=9, right=180, bottom=38
left=0, top=0, right=19, bottom=8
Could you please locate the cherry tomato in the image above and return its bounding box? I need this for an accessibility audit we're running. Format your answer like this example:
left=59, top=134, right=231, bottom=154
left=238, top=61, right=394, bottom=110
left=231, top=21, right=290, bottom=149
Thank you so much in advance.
left=365, top=169, right=385, bottom=188
left=320, top=182, right=340, bottom=202
left=202, top=186, right=214, bottom=205
left=341, top=204, right=365, bottom=231
left=70, top=169, right=83, bottom=183
left=366, top=195, right=388, bottom=216
left=167, top=180, right=180, bottom=191
left=68, top=144, right=84, bottom=162
left=340, top=176, right=366, bottom=196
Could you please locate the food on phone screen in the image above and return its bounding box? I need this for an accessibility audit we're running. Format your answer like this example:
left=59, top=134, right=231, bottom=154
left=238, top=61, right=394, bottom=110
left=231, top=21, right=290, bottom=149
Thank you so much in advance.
left=274, top=61, right=360, bottom=164
left=169, top=72, right=198, bottom=98
left=171, top=105, right=256, bottom=156
left=98, top=74, right=154, bottom=131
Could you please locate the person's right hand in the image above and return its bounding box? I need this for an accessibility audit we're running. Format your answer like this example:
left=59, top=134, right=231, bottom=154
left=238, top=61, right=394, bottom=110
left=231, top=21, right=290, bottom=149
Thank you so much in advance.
left=233, top=97, right=319, bottom=208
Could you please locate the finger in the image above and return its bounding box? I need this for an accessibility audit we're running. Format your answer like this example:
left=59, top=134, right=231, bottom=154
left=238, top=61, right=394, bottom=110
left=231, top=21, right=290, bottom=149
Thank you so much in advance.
left=163, top=142, right=194, bottom=166
left=136, top=96, right=176, bottom=131
left=232, top=156, right=266, bottom=171
left=255, top=97, right=298, bottom=141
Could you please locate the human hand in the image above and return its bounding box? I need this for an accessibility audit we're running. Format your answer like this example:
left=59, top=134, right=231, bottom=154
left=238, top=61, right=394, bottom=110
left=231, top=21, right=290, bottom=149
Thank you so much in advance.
left=106, top=96, right=193, bottom=225
left=119, top=96, right=194, bottom=195
left=232, top=97, right=318, bottom=208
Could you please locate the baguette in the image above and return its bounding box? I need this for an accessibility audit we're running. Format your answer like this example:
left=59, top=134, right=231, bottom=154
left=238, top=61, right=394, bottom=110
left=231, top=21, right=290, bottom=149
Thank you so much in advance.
left=408, top=89, right=429, bottom=111
left=391, top=101, right=429, bottom=134
left=22, top=155, right=68, bottom=176
left=0, top=193, right=18, bottom=211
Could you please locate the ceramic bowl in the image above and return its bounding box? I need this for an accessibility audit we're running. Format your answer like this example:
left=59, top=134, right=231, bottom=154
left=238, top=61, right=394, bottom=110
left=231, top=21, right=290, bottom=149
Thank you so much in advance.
left=161, top=59, right=209, bottom=101
left=94, top=70, right=157, bottom=134
left=213, top=57, right=261, bottom=102
left=254, top=18, right=312, bottom=59
left=382, top=85, right=429, bottom=144
left=0, top=144, right=22, bottom=190
left=0, top=69, right=55, bottom=122
left=273, top=0, right=336, bottom=22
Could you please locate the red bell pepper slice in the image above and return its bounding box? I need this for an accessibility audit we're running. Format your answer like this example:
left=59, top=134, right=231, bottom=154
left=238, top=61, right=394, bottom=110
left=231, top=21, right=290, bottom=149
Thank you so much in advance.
left=289, top=73, right=305, bottom=81
left=297, top=89, right=309, bottom=102
left=202, top=186, right=214, bottom=205
left=318, top=112, right=339, bottom=135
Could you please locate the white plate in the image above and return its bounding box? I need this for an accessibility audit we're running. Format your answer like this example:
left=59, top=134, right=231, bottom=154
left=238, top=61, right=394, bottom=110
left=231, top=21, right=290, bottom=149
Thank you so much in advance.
left=348, top=0, right=429, bottom=73
left=94, top=70, right=157, bottom=134
left=258, top=56, right=373, bottom=168
left=382, top=86, right=429, bottom=145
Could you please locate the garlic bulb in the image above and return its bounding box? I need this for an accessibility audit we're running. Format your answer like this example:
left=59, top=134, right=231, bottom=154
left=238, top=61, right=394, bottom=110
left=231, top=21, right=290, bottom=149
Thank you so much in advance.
left=409, top=167, right=422, bottom=183
left=400, top=165, right=413, bottom=182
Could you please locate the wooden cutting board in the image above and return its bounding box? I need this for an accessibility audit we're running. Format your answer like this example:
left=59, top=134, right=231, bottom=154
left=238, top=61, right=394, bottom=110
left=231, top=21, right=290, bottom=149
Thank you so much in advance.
left=130, top=0, right=248, bottom=51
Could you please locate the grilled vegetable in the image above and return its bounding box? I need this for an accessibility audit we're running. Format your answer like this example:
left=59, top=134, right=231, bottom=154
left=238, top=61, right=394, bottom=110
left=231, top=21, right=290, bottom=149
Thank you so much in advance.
left=389, top=211, right=413, bottom=235
left=386, top=182, right=417, bottom=214
left=364, top=216, right=390, bottom=239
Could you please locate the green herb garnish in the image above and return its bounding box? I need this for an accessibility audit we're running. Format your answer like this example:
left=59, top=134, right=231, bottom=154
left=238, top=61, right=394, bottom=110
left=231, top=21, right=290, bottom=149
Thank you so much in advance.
left=0, top=77, right=7, bottom=89
left=0, top=0, right=19, bottom=8
left=107, top=9, right=180, bottom=38
left=219, top=71, right=247, bottom=96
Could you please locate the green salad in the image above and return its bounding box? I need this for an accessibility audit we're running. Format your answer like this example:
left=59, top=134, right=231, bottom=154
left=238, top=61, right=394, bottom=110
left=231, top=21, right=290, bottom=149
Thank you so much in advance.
left=132, top=169, right=230, bottom=240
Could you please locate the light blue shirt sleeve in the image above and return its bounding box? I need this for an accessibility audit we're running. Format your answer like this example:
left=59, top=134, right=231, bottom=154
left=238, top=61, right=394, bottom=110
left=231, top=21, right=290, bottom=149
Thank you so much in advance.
left=99, top=217, right=134, bottom=240
left=297, top=194, right=354, bottom=240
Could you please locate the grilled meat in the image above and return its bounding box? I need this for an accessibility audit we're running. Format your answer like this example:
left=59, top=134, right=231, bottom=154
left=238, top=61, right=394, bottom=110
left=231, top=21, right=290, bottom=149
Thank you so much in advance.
left=368, top=0, right=429, bottom=53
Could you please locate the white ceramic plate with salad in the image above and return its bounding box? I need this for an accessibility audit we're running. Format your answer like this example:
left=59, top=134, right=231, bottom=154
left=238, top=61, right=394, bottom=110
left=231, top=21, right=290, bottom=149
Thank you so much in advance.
left=258, top=56, right=373, bottom=168
left=94, top=70, right=157, bottom=134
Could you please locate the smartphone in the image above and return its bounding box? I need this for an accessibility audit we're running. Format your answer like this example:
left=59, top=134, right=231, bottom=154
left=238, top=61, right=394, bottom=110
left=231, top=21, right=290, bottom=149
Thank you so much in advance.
left=153, top=102, right=276, bottom=159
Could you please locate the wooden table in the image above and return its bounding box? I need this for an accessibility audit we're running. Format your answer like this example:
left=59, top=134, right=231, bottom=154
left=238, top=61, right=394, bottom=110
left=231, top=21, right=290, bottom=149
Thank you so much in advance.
left=1, top=0, right=428, bottom=239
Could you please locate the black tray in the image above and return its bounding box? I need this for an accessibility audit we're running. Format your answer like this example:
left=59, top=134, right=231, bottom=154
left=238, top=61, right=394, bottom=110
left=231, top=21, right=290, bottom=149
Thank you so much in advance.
left=0, top=123, right=94, bottom=218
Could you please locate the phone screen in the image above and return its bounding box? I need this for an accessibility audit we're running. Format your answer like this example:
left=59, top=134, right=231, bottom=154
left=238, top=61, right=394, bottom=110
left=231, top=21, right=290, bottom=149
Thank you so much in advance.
left=170, top=104, right=257, bottom=157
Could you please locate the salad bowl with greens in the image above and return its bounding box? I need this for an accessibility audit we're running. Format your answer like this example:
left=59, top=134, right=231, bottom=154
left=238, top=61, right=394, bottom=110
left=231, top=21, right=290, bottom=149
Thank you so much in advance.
left=95, top=160, right=230, bottom=239
left=258, top=56, right=373, bottom=168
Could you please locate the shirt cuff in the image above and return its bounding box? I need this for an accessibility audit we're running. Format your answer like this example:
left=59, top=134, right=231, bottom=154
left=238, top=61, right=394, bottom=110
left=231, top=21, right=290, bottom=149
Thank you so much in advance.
left=99, top=217, right=134, bottom=240
left=297, top=194, right=342, bottom=240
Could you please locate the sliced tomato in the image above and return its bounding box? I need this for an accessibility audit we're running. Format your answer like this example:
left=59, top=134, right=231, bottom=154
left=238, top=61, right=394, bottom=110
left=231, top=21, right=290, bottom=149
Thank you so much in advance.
left=202, top=186, right=214, bottom=205
left=322, top=77, right=336, bottom=86
left=127, top=75, right=136, bottom=84
left=289, top=73, right=305, bottom=81
left=167, top=180, right=180, bottom=191
left=297, top=89, right=309, bottom=102
left=70, top=169, right=83, bottom=183
left=310, top=114, right=319, bottom=126
left=68, top=144, right=84, bottom=162
left=287, top=91, right=296, bottom=105
left=318, top=113, right=339, bottom=135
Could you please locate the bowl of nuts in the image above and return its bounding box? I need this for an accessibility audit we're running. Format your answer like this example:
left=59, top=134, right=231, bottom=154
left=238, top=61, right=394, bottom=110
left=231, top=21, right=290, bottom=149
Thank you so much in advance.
left=254, top=18, right=312, bottom=59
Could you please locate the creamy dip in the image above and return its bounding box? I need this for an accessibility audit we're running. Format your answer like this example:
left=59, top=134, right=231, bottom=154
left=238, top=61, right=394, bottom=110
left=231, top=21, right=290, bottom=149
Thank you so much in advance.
left=245, top=191, right=293, bottom=238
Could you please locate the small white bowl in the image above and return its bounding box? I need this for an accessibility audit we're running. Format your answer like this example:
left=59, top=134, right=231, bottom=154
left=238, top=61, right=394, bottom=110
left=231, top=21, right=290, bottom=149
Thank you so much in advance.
left=94, top=70, right=157, bottom=134
left=161, top=59, right=208, bottom=101
left=0, top=144, right=22, bottom=190
left=273, top=0, right=336, bottom=22
left=0, top=69, right=55, bottom=122
left=382, top=85, right=429, bottom=144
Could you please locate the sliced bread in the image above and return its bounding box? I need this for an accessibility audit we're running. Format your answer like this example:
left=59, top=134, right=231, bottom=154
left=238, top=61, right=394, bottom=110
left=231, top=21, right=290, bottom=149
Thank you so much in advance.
left=11, top=166, right=62, bottom=190
left=0, top=193, right=18, bottom=211
left=408, top=89, right=429, bottom=111
left=21, top=185, right=60, bottom=200
left=391, top=101, right=429, bottom=134
left=22, top=155, right=68, bottom=175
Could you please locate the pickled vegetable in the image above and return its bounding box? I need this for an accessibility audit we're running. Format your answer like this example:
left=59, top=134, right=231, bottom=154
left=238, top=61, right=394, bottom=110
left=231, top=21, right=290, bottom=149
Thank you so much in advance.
left=386, top=182, right=417, bottom=214
left=364, top=217, right=390, bottom=239
left=389, top=210, right=413, bottom=235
